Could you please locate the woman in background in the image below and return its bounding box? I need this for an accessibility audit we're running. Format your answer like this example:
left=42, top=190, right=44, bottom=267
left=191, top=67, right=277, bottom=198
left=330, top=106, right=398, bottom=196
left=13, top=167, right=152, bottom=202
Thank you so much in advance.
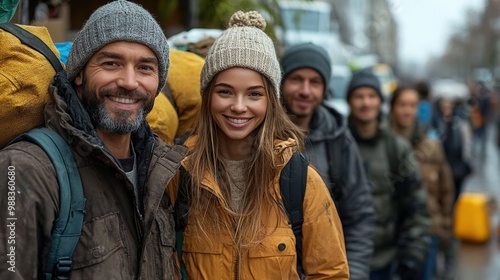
left=390, top=86, right=455, bottom=280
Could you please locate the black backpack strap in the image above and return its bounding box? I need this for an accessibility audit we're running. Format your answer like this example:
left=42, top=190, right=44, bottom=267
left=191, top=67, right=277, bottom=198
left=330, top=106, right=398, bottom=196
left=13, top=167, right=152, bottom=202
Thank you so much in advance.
left=279, top=152, right=308, bottom=278
left=0, top=22, right=64, bottom=72
left=174, top=166, right=191, bottom=280
left=325, top=137, right=345, bottom=202
left=384, top=132, right=399, bottom=177
left=13, top=128, right=86, bottom=280
left=162, top=83, right=179, bottom=115
left=174, top=166, right=191, bottom=231
left=174, top=130, right=191, bottom=146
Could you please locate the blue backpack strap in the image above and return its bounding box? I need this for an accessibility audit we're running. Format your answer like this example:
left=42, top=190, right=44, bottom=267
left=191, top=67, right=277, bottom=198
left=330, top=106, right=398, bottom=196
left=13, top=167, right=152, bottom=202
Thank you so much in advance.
left=279, top=152, right=308, bottom=278
left=13, top=128, right=86, bottom=280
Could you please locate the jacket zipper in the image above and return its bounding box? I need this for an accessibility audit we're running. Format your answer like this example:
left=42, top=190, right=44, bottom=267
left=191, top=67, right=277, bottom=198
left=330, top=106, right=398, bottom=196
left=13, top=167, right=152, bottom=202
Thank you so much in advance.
left=234, top=253, right=240, bottom=280
left=97, top=139, right=149, bottom=275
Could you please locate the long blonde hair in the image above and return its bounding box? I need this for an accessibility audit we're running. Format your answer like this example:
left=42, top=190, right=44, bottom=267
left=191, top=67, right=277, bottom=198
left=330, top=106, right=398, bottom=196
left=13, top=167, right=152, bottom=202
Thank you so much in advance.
left=187, top=73, right=304, bottom=248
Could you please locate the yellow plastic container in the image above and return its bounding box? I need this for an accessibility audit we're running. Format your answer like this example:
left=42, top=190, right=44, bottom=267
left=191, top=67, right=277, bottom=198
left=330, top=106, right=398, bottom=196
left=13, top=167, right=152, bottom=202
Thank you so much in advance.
left=453, top=193, right=491, bottom=243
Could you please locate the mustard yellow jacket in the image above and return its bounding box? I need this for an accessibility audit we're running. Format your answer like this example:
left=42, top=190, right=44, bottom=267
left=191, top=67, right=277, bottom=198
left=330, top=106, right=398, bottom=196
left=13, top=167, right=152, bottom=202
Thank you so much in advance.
left=168, top=139, right=349, bottom=279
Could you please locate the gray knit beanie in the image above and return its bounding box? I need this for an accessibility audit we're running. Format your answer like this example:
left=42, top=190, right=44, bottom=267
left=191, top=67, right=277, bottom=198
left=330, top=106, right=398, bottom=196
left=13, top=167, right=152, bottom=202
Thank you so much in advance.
left=200, top=11, right=281, bottom=96
left=281, top=43, right=331, bottom=91
left=346, top=69, right=383, bottom=101
left=66, top=0, right=169, bottom=94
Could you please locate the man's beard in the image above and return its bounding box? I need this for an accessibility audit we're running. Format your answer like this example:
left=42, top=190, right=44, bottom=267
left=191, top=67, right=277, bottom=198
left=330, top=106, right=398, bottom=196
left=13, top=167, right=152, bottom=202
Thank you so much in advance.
left=283, top=100, right=309, bottom=119
left=81, top=81, right=154, bottom=135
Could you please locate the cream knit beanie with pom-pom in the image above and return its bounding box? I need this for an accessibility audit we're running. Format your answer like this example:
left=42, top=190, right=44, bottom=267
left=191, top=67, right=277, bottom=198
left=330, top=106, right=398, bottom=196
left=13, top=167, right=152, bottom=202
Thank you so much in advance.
left=200, top=11, right=281, bottom=96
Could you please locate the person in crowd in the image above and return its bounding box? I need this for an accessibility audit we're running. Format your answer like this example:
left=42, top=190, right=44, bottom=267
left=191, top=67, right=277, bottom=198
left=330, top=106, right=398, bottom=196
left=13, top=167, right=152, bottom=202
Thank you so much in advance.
left=346, top=69, right=430, bottom=280
left=415, top=81, right=433, bottom=128
left=0, top=1, right=186, bottom=278
left=168, top=11, right=349, bottom=279
left=280, top=42, right=376, bottom=280
left=468, top=81, right=491, bottom=161
left=433, top=97, right=473, bottom=279
left=433, top=98, right=472, bottom=201
left=390, top=86, right=455, bottom=280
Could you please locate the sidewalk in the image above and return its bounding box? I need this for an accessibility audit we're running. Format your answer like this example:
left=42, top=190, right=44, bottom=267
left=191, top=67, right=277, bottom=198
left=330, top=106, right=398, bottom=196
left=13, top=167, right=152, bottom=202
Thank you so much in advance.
left=455, top=124, right=500, bottom=280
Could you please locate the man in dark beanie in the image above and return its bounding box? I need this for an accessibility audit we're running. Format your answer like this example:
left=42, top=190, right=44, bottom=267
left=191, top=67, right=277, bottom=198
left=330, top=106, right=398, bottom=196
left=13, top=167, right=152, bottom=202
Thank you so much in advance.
left=0, top=1, right=187, bottom=279
left=281, top=42, right=376, bottom=280
left=347, top=69, right=431, bottom=280
left=346, top=69, right=384, bottom=101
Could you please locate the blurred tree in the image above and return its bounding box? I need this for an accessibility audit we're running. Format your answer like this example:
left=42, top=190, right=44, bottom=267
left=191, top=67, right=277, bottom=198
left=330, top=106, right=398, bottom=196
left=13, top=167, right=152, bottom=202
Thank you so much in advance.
left=157, top=0, right=287, bottom=42
left=478, top=0, right=500, bottom=74
left=428, top=1, right=500, bottom=81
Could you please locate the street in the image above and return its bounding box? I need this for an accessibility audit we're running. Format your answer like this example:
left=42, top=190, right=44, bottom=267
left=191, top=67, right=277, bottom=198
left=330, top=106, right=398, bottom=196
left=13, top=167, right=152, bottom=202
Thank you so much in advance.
left=453, top=123, right=500, bottom=280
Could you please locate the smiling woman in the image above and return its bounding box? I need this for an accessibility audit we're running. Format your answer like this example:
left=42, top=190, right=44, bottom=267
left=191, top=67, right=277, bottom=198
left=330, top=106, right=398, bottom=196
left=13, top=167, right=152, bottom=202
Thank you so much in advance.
left=167, top=10, right=349, bottom=280
left=210, top=67, right=268, bottom=157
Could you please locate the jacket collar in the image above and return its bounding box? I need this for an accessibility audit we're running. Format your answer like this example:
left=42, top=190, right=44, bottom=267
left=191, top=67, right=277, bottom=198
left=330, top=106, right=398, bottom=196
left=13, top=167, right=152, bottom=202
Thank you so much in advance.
left=348, top=118, right=387, bottom=145
left=308, top=103, right=349, bottom=142
left=182, top=137, right=297, bottom=199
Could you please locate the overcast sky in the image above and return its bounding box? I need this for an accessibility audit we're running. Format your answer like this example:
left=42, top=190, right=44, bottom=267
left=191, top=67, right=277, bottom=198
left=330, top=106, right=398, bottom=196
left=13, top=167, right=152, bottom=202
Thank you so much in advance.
left=392, top=0, right=486, bottom=66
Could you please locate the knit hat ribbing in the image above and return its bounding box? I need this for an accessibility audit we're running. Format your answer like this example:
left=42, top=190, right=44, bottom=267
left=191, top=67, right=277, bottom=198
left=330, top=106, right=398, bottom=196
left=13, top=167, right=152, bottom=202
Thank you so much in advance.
left=281, top=43, right=332, bottom=91
left=200, top=11, right=281, bottom=96
left=66, top=0, right=169, bottom=94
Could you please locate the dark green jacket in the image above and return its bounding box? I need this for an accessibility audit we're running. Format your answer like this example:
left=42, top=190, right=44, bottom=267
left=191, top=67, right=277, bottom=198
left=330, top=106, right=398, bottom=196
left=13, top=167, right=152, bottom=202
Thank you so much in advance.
left=349, top=122, right=430, bottom=270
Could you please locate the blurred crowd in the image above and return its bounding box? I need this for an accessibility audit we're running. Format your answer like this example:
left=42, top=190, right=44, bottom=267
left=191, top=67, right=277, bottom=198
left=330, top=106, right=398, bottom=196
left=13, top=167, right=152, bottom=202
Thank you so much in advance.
left=2, top=1, right=500, bottom=280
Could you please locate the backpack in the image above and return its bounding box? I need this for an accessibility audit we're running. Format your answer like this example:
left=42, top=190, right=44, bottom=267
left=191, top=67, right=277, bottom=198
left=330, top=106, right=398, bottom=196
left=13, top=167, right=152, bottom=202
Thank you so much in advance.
left=12, top=128, right=86, bottom=280
left=279, top=152, right=308, bottom=277
left=1, top=22, right=86, bottom=280
left=324, top=136, right=347, bottom=202
left=174, top=152, right=309, bottom=279
left=0, top=22, right=62, bottom=149
left=147, top=49, right=204, bottom=144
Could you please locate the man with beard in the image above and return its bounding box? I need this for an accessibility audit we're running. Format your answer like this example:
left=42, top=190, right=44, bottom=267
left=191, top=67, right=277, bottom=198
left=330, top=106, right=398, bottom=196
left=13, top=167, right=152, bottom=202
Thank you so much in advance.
left=281, top=43, right=376, bottom=280
left=346, top=70, right=430, bottom=280
left=0, top=1, right=187, bottom=279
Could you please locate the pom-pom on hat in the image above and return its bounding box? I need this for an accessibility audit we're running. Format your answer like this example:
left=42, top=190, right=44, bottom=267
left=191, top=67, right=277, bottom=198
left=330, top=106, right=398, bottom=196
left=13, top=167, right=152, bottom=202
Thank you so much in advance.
left=200, top=11, right=281, bottom=96
left=66, top=0, right=169, bottom=95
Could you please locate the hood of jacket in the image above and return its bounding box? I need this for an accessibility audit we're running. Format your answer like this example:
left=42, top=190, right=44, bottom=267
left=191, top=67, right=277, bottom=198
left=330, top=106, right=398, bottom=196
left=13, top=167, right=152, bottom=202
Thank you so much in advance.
left=308, top=103, right=348, bottom=143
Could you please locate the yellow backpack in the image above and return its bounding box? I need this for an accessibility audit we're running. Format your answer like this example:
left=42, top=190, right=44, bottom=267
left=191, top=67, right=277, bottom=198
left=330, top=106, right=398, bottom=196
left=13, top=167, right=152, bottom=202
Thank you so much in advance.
left=0, top=22, right=62, bottom=149
left=147, top=49, right=203, bottom=144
